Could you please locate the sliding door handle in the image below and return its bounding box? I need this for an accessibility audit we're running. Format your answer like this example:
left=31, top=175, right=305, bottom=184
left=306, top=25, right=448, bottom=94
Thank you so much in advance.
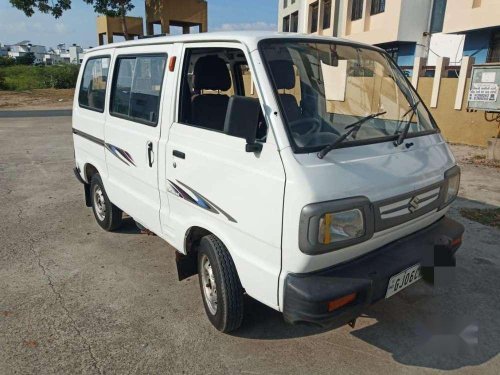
left=147, top=141, right=154, bottom=167
left=173, top=150, right=185, bottom=159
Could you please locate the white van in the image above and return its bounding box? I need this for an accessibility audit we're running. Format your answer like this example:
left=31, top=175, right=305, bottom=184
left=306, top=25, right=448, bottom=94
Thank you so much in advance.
left=73, top=32, right=464, bottom=332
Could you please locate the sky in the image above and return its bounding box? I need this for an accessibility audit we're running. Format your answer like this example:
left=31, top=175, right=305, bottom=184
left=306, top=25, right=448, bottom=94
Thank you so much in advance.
left=0, top=0, right=278, bottom=48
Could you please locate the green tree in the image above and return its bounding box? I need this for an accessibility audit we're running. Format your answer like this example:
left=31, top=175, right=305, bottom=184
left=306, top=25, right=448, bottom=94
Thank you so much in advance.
left=9, top=0, right=135, bottom=40
left=8, top=0, right=72, bottom=18
left=16, top=52, right=36, bottom=65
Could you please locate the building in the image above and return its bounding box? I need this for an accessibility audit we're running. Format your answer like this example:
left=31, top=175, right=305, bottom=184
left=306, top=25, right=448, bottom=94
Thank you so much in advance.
left=43, top=44, right=87, bottom=65
left=441, top=0, right=500, bottom=64
left=145, top=0, right=208, bottom=35
left=277, top=0, right=500, bottom=67
left=0, top=43, right=9, bottom=57
left=6, top=41, right=47, bottom=64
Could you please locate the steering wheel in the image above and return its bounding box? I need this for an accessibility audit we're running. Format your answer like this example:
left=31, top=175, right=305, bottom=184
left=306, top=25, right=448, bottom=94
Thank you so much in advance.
left=289, top=118, right=322, bottom=137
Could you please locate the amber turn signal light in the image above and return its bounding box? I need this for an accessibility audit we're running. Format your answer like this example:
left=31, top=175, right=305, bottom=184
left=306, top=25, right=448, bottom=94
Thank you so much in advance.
left=169, top=56, right=177, bottom=72
left=327, top=293, right=357, bottom=312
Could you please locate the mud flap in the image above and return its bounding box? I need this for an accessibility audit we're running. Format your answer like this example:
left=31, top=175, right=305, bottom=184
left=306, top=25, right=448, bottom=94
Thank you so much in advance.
left=176, top=251, right=198, bottom=281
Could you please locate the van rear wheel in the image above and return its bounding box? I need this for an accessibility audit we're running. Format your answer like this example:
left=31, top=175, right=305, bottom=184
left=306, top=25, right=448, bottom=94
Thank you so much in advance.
left=197, top=235, right=244, bottom=332
left=90, top=174, right=123, bottom=231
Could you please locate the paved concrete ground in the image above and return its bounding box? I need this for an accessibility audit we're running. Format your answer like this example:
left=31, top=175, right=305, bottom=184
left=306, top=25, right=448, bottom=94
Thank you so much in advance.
left=0, top=116, right=499, bottom=375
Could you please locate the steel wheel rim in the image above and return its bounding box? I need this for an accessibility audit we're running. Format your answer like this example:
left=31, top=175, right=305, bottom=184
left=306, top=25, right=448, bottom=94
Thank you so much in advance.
left=93, top=185, right=106, bottom=221
left=200, top=254, right=218, bottom=315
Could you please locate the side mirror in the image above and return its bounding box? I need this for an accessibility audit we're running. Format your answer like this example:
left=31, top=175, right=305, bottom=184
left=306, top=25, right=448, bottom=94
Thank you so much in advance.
left=224, top=96, right=263, bottom=152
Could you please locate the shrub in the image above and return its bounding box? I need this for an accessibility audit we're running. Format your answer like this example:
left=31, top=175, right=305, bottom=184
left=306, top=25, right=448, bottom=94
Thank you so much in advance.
left=0, top=64, right=80, bottom=90
left=16, top=52, right=36, bottom=65
left=0, top=56, right=16, bottom=67
left=0, top=70, right=6, bottom=89
left=39, top=64, right=80, bottom=89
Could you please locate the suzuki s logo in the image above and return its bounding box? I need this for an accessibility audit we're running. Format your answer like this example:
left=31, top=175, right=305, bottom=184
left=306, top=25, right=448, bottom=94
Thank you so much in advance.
left=408, top=196, right=420, bottom=213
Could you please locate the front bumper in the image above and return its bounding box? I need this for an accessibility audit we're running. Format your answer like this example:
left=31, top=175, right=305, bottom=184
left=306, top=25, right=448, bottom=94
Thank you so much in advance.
left=283, top=216, right=464, bottom=328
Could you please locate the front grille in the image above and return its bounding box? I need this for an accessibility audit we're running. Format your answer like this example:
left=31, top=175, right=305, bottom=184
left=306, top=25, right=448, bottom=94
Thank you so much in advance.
left=373, top=182, right=444, bottom=232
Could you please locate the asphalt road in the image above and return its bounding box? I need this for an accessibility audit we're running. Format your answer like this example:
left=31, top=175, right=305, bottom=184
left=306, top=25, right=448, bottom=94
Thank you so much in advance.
left=0, top=109, right=72, bottom=118
left=1, top=115, right=499, bottom=374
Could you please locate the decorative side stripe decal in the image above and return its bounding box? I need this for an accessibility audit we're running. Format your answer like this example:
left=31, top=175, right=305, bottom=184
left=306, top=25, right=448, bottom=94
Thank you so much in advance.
left=72, top=128, right=104, bottom=146
left=104, top=143, right=136, bottom=167
left=73, top=129, right=135, bottom=167
left=167, top=180, right=237, bottom=223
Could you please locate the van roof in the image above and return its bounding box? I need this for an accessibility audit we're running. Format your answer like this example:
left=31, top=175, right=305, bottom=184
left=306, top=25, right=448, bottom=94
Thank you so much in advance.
left=89, top=31, right=379, bottom=53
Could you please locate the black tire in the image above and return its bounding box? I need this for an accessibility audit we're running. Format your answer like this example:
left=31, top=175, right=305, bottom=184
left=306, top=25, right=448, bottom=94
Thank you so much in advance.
left=197, top=235, right=244, bottom=333
left=90, top=174, right=123, bottom=231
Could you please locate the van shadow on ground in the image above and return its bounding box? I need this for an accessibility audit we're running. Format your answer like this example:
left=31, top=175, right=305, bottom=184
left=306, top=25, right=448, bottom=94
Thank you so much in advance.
left=234, top=198, right=500, bottom=371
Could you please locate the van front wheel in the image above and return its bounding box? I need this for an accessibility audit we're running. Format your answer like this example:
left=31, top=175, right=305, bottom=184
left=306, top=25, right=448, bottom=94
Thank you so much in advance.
left=90, top=174, right=123, bottom=231
left=197, top=235, right=244, bottom=332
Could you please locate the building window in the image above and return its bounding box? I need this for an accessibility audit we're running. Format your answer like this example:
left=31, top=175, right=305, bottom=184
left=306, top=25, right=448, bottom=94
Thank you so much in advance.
left=487, top=29, right=500, bottom=63
left=385, top=46, right=399, bottom=63
left=284, top=0, right=288, bottom=8
left=370, top=0, right=385, bottom=15
left=283, top=16, right=290, bottom=32
left=323, top=0, right=332, bottom=29
left=351, top=0, right=364, bottom=21
left=310, top=2, right=319, bottom=33
left=430, top=0, right=447, bottom=33
left=290, top=11, right=299, bottom=32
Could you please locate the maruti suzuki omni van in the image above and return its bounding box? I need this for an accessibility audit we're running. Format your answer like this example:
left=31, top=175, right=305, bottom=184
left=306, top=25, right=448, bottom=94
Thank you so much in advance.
left=72, top=32, right=464, bottom=332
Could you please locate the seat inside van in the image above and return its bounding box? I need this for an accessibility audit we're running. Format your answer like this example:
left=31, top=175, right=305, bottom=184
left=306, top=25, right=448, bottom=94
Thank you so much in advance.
left=191, top=55, right=231, bottom=131
left=179, top=47, right=267, bottom=141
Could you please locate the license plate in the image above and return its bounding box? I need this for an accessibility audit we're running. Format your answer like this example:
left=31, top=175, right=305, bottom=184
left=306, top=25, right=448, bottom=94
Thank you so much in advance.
left=385, top=264, right=422, bottom=298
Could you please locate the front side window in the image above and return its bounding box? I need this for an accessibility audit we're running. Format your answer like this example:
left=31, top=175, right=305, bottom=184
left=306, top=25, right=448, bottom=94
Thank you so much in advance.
left=78, top=56, right=110, bottom=112
left=260, top=40, right=437, bottom=153
left=110, top=54, right=167, bottom=125
left=178, top=48, right=267, bottom=141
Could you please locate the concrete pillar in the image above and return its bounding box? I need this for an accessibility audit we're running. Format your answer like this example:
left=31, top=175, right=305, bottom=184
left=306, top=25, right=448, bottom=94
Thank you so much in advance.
left=454, top=56, right=475, bottom=110
left=363, top=0, right=372, bottom=32
left=411, top=57, right=426, bottom=90
left=430, top=57, right=449, bottom=108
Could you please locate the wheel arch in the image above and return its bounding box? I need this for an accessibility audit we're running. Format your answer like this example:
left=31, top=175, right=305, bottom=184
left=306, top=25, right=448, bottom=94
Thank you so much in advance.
left=175, top=224, right=238, bottom=282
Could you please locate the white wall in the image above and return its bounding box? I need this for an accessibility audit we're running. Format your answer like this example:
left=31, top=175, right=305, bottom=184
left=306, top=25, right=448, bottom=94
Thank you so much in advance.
left=427, top=33, right=465, bottom=66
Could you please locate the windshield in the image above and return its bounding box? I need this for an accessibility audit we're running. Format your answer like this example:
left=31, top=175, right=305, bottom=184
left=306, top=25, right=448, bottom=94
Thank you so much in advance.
left=260, top=40, right=437, bottom=152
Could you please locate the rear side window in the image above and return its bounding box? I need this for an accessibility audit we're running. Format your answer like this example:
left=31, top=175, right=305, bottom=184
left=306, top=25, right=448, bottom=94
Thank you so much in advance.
left=110, top=55, right=167, bottom=126
left=78, top=56, right=110, bottom=112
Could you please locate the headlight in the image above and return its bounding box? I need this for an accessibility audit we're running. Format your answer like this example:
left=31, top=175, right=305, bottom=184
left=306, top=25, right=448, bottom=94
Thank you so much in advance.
left=441, top=166, right=460, bottom=208
left=299, top=197, right=374, bottom=255
left=318, top=209, right=365, bottom=244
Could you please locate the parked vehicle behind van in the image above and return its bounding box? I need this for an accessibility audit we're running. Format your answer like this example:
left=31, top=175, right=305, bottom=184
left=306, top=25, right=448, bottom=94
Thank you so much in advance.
left=73, top=32, right=464, bottom=332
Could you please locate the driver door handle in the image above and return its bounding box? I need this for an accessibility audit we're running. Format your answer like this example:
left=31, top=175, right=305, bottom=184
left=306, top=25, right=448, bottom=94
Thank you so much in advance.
left=173, top=150, right=185, bottom=159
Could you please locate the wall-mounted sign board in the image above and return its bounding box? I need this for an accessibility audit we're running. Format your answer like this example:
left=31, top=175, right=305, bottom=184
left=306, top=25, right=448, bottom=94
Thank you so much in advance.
left=468, top=64, right=500, bottom=112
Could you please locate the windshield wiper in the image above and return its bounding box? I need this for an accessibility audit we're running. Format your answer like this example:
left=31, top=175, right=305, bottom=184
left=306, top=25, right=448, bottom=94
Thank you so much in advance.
left=393, top=100, right=420, bottom=147
left=317, top=111, right=387, bottom=159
